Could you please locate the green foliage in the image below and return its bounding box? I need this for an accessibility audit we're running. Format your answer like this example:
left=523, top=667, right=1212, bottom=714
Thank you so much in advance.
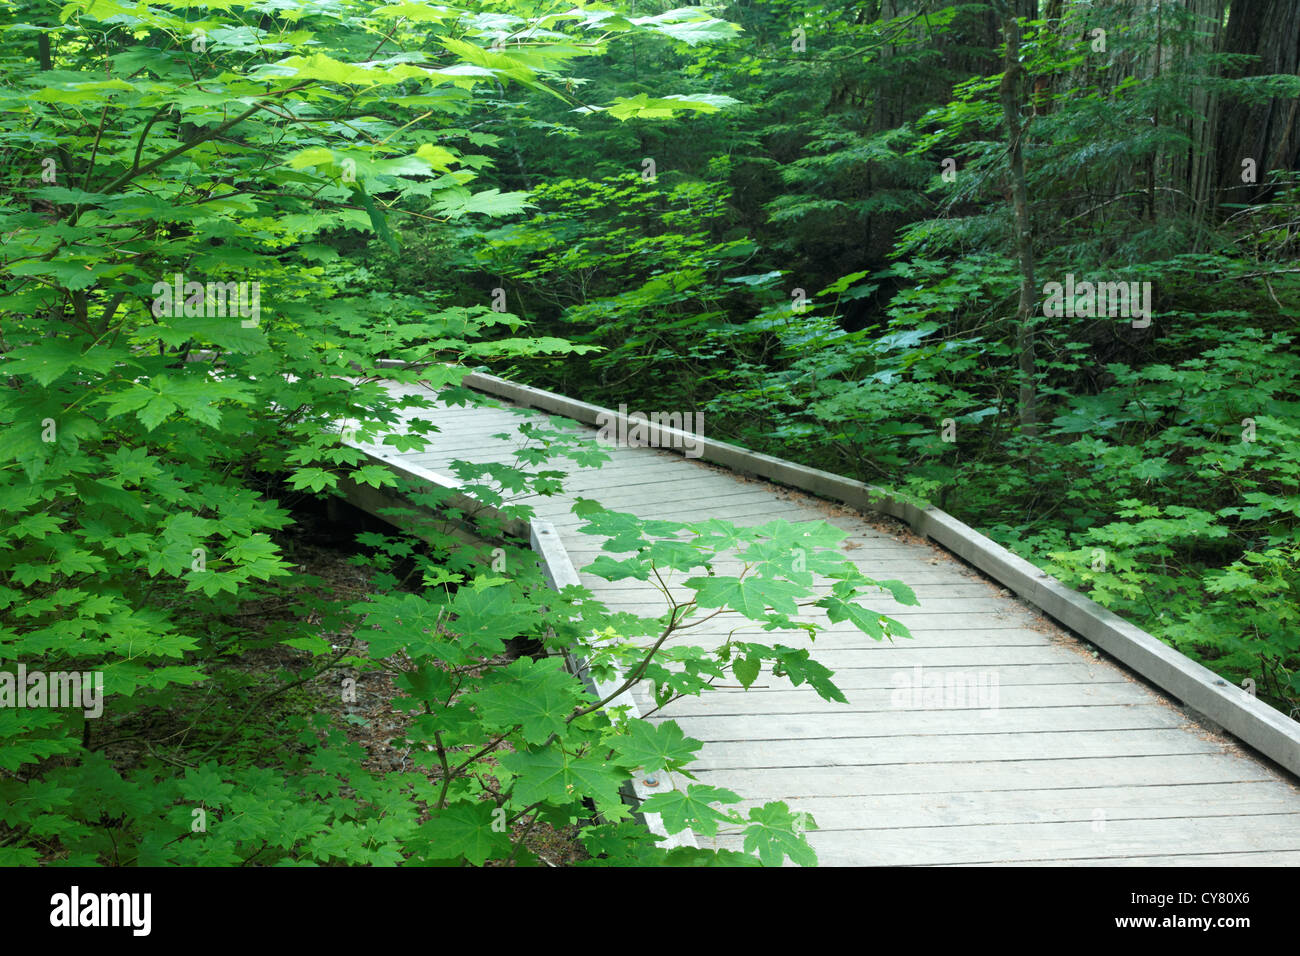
left=4, top=0, right=1299, bottom=870
left=1, top=0, right=889, bottom=866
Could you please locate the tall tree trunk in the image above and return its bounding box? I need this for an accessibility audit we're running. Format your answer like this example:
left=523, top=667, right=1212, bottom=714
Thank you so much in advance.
left=1182, top=0, right=1227, bottom=234
left=1214, top=0, right=1300, bottom=212
left=995, top=2, right=1039, bottom=438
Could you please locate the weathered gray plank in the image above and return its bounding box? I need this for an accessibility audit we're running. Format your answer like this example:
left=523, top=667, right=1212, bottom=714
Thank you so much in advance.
left=547, top=499, right=817, bottom=526
left=703, top=814, right=1300, bottom=865
left=677, top=753, right=1283, bottom=796
left=654, top=627, right=1071, bottom=649
left=641, top=663, right=1123, bottom=690
left=599, top=607, right=1047, bottom=632
left=687, top=728, right=1226, bottom=770
left=641, top=681, right=1158, bottom=716
left=730, top=782, right=1300, bottom=829
left=659, top=705, right=1189, bottom=740
left=1002, top=851, right=1300, bottom=866
left=648, top=646, right=1094, bottom=670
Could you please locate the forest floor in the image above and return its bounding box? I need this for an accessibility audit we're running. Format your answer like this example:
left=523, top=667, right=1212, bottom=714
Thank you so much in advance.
left=80, top=500, right=591, bottom=866
left=267, top=504, right=591, bottom=866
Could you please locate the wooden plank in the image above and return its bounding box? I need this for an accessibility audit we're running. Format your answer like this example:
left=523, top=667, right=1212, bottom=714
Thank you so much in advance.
left=642, top=662, right=1116, bottom=690
left=594, top=581, right=1002, bottom=600
left=547, top=498, right=818, bottom=526
left=676, top=753, right=1283, bottom=796
left=399, top=438, right=535, bottom=457
left=528, top=458, right=730, bottom=487
left=646, top=646, right=1090, bottom=670
left=597, top=607, right=1044, bottom=632
left=567, top=559, right=984, bottom=582
left=703, top=814, right=1300, bottom=866
left=655, top=627, right=1066, bottom=649
left=643, top=681, right=1159, bottom=716
left=593, top=591, right=1021, bottom=616
left=632, top=680, right=1137, bottom=720
left=730, top=782, right=1300, bottom=829
left=1006, top=851, right=1300, bottom=867
left=560, top=533, right=940, bottom=550
left=665, top=702, right=1190, bottom=738
left=648, top=618, right=1079, bottom=648
left=550, top=482, right=776, bottom=511
left=686, top=728, right=1225, bottom=770
left=569, top=564, right=985, bottom=586
left=586, top=568, right=980, bottom=589
left=657, top=705, right=1189, bottom=740
left=499, top=457, right=732, bottom=486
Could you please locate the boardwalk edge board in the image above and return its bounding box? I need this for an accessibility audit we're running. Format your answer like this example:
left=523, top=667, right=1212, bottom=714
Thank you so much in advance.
left=336, top=439, right=698, bottom=850
left=398, top=363, right=1300, bottom=779
left=528, top=519, right=697, bottom=849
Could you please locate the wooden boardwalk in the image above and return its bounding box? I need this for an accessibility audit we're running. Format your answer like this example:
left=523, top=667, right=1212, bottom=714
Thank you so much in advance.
left=355, top=378, right=1300, bottom=866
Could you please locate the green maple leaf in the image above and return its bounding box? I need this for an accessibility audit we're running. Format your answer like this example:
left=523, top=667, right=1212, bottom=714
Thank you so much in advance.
left=732, top=654, right=761, bottom=689
left=289, top=467, right=338, bottom=493
left=686, top=518, right=752, bottom=552
left=137, top=394, right=179, bottom=432
left=638, top=784, right=741, bottom=836
left=99, top=385, right=155, bottom=420
left=433, top=187, right=535, bottom=219
left=441, top=579, right=530, bottom=658
left=185, top=570, right=241, bottom=597
left=634, top=11, right=741, bottom=46
left=417, top=803, right=511, bottom=866
left=105, top=446, right=161, bottom=484
left=684, top=574, right=802, bottom=620
left=819, top=594, right=887, bottom=639
left=642, top=539, right=707, bottom=570
left=750, top=518, right=846, bottom=550
left=146, top=539, right=195, bottom=577
left=178, top=764, right=235, bottom=808
left=352, top=464, right=399, bottom=488
left=768, top=645, right=847, bottom=703
left=585, top=554, right=651, bottom=581
left=742, top=802, right=819, bottom=867
left=12, top=513, right=62, bottom=540
left=611, top=719, right=703, bottom=775
left=498, top=749, right=628, bottom=815
left=471, top=657, right=584, bottom=745
left=3, top=338, right=92, bottom=386
left=877, top=579, right=920, bottom=606
left=350, top=593, right=447, bottom=659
